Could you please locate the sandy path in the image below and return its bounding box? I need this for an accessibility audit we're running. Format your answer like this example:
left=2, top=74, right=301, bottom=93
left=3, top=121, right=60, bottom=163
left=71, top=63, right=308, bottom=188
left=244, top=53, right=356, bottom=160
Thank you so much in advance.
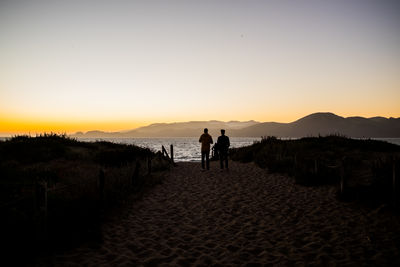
left=54, top=161, right=400, bottom=266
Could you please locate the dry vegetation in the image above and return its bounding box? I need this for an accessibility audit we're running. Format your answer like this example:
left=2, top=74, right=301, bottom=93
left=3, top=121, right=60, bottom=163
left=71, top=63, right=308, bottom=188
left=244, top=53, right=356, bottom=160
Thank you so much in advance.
left=230, top=135, right=400, bottom=206
left=0, top=134, right=170, bottom=264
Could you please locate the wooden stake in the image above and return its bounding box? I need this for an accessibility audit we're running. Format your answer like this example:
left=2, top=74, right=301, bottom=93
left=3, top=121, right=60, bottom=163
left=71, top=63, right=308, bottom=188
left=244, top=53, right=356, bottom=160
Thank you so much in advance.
left=99, top=168, right=105, bottom=206
left=340, top=158, right=346, bottom=195
left=393, top=157, right=396, bottom=208
left=43, top=181, right=48, bottom=239
left=132, top=161, right=140, bottom=186
left=147, top=157, right=152, bottom=175
left=162, top=145, right=170, bottom=159
left=35, top=180, right=48, bottom=239
left=170, top=144, right=174, bottom=164
left=314, top=159, right=318, bottom=175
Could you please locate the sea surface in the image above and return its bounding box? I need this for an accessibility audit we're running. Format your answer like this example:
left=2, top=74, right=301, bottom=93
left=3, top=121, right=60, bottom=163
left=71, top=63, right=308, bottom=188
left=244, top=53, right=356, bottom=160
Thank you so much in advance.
left=76, top=137, right=400, bottom=162
left=77, top=137, right=258, bottom=162
left=1, top=136, right=399, bottom=162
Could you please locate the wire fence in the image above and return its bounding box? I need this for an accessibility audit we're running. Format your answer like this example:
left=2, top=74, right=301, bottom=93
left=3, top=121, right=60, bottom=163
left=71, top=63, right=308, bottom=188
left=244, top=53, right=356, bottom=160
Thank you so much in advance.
left=0, top=148, right=174, bottom=257
left=293, top=155, right=399, bottom=207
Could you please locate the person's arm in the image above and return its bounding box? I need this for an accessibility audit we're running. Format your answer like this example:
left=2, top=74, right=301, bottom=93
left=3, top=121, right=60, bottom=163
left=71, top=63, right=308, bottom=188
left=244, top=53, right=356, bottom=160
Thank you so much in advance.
left=227, top=137, right=230, bottom=147
left=199, top=135, right=202, bottom=143
left=210, top=136, right=213, bottom=144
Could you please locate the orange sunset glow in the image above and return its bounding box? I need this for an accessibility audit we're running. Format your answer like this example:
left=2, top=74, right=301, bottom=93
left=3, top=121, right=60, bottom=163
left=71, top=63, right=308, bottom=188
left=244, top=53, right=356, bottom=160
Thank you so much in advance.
left=1, top=1, right=399, bottom=136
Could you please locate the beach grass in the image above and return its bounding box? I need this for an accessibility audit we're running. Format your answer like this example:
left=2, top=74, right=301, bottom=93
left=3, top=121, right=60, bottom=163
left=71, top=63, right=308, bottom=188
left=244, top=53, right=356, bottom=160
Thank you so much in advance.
left=0, top=134, right=170, bottom=263
left=230, top=135, right=400, bottom=205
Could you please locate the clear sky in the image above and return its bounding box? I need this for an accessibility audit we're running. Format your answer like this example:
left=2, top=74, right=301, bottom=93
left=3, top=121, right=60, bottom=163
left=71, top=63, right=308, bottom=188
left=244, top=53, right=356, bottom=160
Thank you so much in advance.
left=1, top=0, right=399, bottom=135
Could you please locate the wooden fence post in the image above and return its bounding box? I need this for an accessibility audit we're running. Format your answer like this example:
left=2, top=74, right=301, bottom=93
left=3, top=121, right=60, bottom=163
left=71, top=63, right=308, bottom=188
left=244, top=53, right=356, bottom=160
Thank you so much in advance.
left=132, top=161, right=140, bottom=187
left=147, top=156, right=152, bottom=175
left=170, top=144, right=174, bottom=164
left=162, top=145, right=170, bottom=159
left=314, top=159, right=318, bottom=175
left=43, top=181, right=47, bottom=236
left=393, top=157, right=397, bottom=208
left=35, top=180, right=48, bottom=240
left=35, top=181, right=47, bottom=211
left=99, top=168, right=105, bottom=206
left=340, top=158, right=346, bottom=195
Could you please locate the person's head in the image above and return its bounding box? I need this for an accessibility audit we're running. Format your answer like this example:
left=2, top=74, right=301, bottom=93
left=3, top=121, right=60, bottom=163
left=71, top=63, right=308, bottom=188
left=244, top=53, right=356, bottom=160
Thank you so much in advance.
left=221, top=129, right=225, bottom=135
left=204, top=128, right=208, bottom=133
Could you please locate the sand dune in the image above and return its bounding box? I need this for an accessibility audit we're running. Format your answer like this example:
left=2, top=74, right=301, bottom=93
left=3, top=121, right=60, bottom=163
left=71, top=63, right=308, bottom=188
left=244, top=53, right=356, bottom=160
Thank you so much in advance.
left=53, top=161, right=400, bottom=266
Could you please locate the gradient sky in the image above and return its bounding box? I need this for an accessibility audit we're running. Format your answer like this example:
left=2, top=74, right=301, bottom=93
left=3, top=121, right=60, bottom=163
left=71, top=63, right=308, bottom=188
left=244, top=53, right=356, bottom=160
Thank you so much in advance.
left=1, top=0, right=400, bottom=135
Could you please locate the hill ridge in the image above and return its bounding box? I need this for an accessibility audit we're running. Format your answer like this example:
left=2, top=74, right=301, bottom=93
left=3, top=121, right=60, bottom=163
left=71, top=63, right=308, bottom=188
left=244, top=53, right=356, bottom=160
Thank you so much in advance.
left=71, top=113, right=400, bottom=138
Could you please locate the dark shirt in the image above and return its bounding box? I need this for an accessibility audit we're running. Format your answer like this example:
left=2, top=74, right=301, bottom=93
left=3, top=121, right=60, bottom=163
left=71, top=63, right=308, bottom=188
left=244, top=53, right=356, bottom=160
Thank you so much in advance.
left=199, top=133, right=213, bottom=152
left=217, top=135, right=230, bottom=151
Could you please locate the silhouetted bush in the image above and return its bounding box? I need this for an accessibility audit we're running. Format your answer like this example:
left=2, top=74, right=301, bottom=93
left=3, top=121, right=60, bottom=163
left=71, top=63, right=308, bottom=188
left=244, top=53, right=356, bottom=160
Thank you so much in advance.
left=230, top=135, right=400, bottom=204
left=0, top=134, right=171, bottom=264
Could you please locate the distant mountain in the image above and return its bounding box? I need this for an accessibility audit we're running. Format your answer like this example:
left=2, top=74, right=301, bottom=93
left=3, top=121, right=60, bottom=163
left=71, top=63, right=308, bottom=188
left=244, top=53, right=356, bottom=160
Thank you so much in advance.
left=73, top=130, right=120, bottom=138
left=70, top=113, right=400, bottom=138
left=232, top=112, right=400, bottom=138
left=121, top=120, right=259, bottom=137
left=71, top=120, right=259, bottom=138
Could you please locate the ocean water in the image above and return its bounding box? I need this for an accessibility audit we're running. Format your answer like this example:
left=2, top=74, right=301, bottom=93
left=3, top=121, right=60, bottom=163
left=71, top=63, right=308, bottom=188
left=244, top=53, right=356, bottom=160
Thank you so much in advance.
left=76, top=137, right=400, bottom=162
left=77, top=137, right=258, bottom=162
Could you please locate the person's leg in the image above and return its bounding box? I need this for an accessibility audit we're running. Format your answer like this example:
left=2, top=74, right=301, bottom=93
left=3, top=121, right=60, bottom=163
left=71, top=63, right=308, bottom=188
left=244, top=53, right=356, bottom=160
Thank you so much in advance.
left=201, top=151, right=205, bottom=169
left=219, top=151, right=224, bottom=169
left=206, top=150, right=210, bottom=170
left=220, top=150, right=227, bottom=169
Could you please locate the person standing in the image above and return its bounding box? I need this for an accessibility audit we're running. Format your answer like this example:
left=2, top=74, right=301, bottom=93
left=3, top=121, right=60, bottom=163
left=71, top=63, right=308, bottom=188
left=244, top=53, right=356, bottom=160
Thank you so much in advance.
left=199, top=128, right=213, bottom=170
left=217, top=129, right=230, bottom=169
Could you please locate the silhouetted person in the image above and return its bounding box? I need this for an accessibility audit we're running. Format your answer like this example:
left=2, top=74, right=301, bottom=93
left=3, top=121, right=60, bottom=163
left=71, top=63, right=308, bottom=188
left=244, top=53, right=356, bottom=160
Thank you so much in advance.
left=199, top=128, right=213, bottom=170
left=217, top=129, right=230, bottom=169
left=212, top=143, right=219, bottom=160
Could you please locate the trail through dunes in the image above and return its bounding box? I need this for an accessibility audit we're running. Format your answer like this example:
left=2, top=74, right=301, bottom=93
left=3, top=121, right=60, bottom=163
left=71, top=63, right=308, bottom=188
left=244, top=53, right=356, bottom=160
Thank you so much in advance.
left=54, top=161, right=400, bottom=266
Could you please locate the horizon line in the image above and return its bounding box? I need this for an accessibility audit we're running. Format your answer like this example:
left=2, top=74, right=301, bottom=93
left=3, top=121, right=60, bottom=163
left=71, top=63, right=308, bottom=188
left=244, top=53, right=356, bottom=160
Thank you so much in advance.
left=1, top=112, right=399, bottom=137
